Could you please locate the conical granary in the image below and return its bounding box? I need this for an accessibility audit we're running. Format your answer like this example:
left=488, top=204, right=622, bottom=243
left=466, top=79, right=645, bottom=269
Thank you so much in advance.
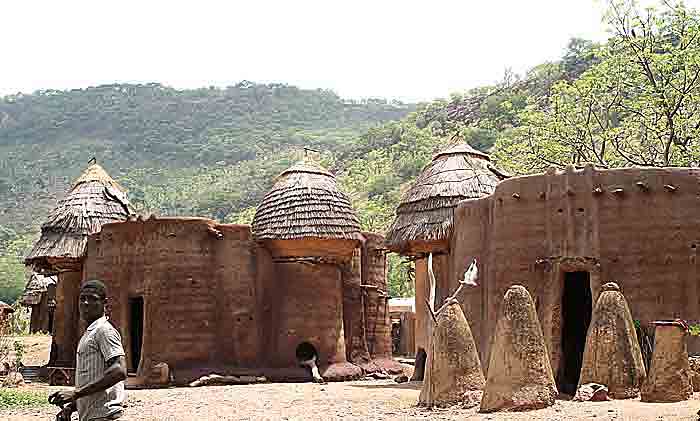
left=419, top=302, right=485, bottom=408
left=641, top=320, right=693, bottom=402
left=480, top=285, right=557, bottom=412
left=578, top=282, right=646, bottom=399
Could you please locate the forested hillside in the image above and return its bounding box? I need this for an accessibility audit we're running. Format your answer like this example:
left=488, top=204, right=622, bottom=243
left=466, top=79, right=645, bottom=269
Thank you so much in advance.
left=2, top=0, right=697, bottom=304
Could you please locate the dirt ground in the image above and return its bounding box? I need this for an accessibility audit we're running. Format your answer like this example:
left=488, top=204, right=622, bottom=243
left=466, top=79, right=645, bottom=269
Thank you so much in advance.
left=3, top=381, right=700, bottom=421
left=4, top=335, right=700, bottom=420
left=8, top=335, right=53, bottom=366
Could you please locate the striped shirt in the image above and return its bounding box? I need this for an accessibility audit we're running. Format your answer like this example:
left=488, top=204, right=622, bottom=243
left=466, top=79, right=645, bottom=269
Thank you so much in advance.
left=75, top=316, right=126, bottom=421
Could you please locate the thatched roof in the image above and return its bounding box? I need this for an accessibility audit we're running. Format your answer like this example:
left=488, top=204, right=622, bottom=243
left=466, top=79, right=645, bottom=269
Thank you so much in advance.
left=25, top=163, right=134, bottom=271
left=385, top=142, right=507, bottom=254
left=252, top=161, right=362, bottom=241
left=20, top=273, right=57, bottom=306
left=0, top=301, right=14, bottom=314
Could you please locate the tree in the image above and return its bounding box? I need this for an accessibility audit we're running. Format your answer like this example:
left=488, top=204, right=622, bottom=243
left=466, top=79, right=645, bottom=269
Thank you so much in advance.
left=495, top=0, right=700, bottom=173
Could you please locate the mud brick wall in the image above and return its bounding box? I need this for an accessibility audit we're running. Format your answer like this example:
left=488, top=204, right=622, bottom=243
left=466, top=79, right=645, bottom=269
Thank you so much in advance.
left=342, top=248, right=369, bottom=363
left=49, top=270, right=82, bottom=367
left=214, top=224, right=261, bottom=367
left=361, top=232, right=392, bottom=359
left=265, top=261, right=347, bottom=367
left=85, top=218, right=259, bottom=374
left=451, top=165, right=700, bottom=374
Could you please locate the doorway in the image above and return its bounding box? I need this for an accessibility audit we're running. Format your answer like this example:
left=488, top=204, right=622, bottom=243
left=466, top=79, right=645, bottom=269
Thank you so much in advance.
left=128, top=297, right=144, bottom=374
left=558, top=271, right=592, bottom=395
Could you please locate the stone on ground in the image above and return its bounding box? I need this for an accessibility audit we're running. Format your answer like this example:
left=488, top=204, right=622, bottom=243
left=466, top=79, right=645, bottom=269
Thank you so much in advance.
left=419, top=302, right=485, bottom=408
left=480, top=285, right=557, bottom=413
left=641, top=321, right=693, bottom=402
left=574, top=383, right=610, bottom=402
left=578, top=282, right=646, bottom=399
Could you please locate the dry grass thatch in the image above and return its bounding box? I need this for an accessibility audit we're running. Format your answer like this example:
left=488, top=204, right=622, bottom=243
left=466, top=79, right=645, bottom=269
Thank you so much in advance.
left=25, top=163, right=134, bottom=271
left=20, top=273, right=57, bottom=306
left=252, top=161, right=362, bottom=241
left=385, top=142, right=507, bottom=253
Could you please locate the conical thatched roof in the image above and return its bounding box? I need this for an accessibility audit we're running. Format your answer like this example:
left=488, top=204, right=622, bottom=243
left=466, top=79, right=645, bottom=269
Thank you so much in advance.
left=386, top=141, right=506, bottom=254
left=25, top=163, right=134, bottom=272
left=252, top=161, right=362, bottom=242
left=20, top=273, right=57, bottom=306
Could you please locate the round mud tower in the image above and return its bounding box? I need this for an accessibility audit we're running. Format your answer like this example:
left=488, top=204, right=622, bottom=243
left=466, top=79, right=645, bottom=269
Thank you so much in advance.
left=578, top=282, right=646, bottom=399
left=480, top=285, right=557, bottom=413
left=419, top=302, right=485, bottom=408
left=641, top=322, right=692, bottom=402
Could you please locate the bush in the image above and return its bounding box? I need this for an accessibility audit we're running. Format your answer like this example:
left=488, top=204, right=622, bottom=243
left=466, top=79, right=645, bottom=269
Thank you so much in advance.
left=0, top=389, right=48, bottom=409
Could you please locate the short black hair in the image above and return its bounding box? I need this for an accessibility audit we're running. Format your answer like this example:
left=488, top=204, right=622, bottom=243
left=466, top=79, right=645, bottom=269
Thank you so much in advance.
left=80, top=279, right=108, bottom=300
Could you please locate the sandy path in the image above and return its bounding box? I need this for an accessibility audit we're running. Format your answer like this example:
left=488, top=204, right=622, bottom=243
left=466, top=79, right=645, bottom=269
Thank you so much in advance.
left=3, top=381, right=700, bottom=421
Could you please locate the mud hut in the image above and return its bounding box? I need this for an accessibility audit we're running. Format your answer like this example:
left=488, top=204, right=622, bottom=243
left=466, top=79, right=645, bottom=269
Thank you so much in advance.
left=385, top=141, right=506, bottom=365
left=20, top=273, right=57, bottom=334
left=253, top=160, right=366, bottom=378
left=24, top=161, right=134, bottom=369
left=450, top=164, right=700, bottom=393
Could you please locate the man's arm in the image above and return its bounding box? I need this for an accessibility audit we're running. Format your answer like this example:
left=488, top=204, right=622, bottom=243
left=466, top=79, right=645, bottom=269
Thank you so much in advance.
left=52, top=356, right=127, bottom=404
left=73, top=355, right=127, bottom=400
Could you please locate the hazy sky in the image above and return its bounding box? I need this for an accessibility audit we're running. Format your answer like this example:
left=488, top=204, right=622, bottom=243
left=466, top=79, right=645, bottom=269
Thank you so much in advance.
left=1, top=0, right=690, bottom=102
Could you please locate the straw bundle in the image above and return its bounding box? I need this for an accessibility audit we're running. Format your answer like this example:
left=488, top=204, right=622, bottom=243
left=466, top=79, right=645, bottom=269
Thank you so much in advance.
left=386, top=142, right=506, bottom=254
left=20, top=273, right=57, bottom=306
left=25, top=163, right=134, bottom=271
left=252, top=161, right=362, bottom=241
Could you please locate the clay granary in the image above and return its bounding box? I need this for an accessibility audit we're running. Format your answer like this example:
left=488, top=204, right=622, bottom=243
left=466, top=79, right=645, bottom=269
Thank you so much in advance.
left=447, top=164, right=700, bottom=393
left=27, top=160, right=395, bottom=384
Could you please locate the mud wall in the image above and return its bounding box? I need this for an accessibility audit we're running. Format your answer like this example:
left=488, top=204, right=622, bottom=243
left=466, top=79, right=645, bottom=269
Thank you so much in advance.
left=361, top=232, right=391, bottom=359
left=451, top=165, right=700, bottom=373
left=50, top=270, right=82, bottom=367
left=342, top=248, right=369, bottom=363
left=84, top=218, right=260, bottom=374
left=265, top=261, right=347, bottom=367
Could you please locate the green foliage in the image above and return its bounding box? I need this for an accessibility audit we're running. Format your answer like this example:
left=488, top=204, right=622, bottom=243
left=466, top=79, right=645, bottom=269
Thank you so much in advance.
left=12, top=340, right=23, bottom=368
left=689, top=323, right=700, bottom=336
left=0, top=232, right=35, bottom=304
left=495, top=1, right=700, bottom=173
left=0, top=389, right=48, bottom=409
left=387, top=254, right=415, bottom=298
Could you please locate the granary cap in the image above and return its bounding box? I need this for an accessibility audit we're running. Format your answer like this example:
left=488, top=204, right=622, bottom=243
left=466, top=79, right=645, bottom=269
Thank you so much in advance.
left=385, top=139, right=507, bottom=255
left=25, top=161, right=134, bottom=272
left=251, top=160, right=362, bottom=257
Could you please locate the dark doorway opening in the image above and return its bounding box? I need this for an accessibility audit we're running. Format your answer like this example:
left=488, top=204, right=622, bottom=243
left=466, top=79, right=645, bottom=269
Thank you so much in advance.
left=558, top=271, right=592, bottom=395
left=128, top=297, right=144, bottom=374
left=411, top=348, right=427, bottom=381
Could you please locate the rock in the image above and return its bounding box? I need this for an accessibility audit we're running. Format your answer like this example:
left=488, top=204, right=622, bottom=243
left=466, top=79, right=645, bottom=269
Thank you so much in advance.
left=641, top=321, right=693, bottom=402
left=419, top=302, right=485, bottom=408
left=574, top=383, right=610, bottom=402
left=480, top=285, right=557, bottom=412
left=578, top=282, right=646, bottom=399
left=394, top=374, right=409, bottom=383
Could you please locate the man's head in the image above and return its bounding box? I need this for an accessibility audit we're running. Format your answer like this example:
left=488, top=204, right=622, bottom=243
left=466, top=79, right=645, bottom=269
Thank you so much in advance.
left=79, top=279, right=107, bottom=322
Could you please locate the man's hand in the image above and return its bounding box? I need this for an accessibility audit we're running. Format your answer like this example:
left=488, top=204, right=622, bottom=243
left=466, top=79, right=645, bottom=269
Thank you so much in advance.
left=49, top=390, right=76, bottom=406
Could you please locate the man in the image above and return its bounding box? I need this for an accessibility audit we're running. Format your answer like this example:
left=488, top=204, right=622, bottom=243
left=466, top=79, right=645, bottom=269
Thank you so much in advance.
left=50, top=280, right=127, bottom=421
